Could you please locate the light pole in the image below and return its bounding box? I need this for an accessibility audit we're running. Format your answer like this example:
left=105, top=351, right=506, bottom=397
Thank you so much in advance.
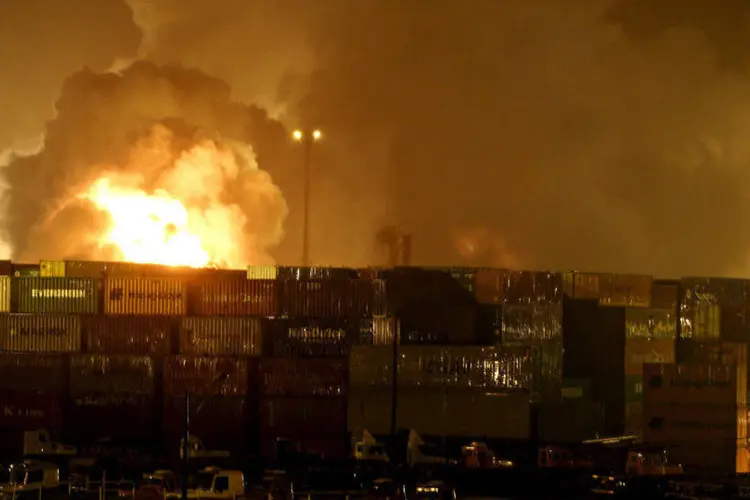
left=292, top=129, right=322, bottom=267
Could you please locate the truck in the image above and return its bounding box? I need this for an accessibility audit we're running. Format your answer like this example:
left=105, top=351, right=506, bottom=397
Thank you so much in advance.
left=0, top=461, right=67, bottom=500
left=0, top=429, right=77, bottom=458
left=180, top=435, right=231, bottom=460
left=166, top=466, right=245, bottom=500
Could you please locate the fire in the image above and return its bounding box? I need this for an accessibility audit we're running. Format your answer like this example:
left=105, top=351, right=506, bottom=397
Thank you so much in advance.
left=81, top=177, right=215, bottom=267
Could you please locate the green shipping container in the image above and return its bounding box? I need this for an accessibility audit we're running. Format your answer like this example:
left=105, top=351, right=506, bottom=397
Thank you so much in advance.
left=15, top=277, right=99, bottom=314
left=625, top=375, right=643, bottom=403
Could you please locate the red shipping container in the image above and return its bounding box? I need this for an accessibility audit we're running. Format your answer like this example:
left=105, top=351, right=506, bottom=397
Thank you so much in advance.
left=163, top=395, right=248, bottom=454
left=0, top=353, right=66, bottom=393
left=163, top=356, right=250, bottom=396
left=260, top=359, right=347, bottom=397
left=0, top=390, right=64, bottom=430
left=67, top=394, right=155, bottom=441
left=259, top=397, right=347, bottom=441
left=191, top=278, right=276, bottom=316
left=85, top=316, right=173, bottom=355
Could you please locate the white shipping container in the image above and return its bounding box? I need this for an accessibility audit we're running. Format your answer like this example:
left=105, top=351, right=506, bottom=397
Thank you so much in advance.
left=0, top=276, right=10, bottom=313
left=347, top=387, right=530, bottom=439
left=0, top=314, right=81, bottom=352
left=179, top=317, right=262, bottom=356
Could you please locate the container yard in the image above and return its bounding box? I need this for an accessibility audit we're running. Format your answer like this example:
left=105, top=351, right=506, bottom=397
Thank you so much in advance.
left=0, top=260, right=746, bottom=483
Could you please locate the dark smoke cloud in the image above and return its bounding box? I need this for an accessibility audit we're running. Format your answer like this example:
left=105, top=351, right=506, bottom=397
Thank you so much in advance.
left=0, top=0, right=141, bottom=149
left=5, top=62, right=291, bottom=263
left=5, top=0, right=750, bottom=276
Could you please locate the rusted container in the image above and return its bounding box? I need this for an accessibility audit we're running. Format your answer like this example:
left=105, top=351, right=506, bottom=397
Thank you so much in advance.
left=624, top=339, right=675, bottom=375
left=260, top=397, right=347, bottom=441
left=163, top=395, right=249, bottom=454
left=68, top=394, right=156, bottom=441
left=347, top=387, right=531, bottom=439
left=676, top=341, right=748, bottom=367
left=625, top=308, right=676, bottom=340
left=85, top=316, right=173, bottom=355
left=0, top=353, right=66, bottom=393
left=104, top=277, right=186, bottom=316
left=682, top=277, right=748, bottom=307
left=643, top=363, right=746, bottom=406
left=349, top=345, right=539, bottom=392
left=0, top=390, right=64, bottom=430
left=11, top=264, right=39, bottom=277
left=502, top=303, right=562, bottom=343
left=651, top=280, right=678, bottom=310
left=15, top=277, right=98, bottom=314
left=681, top=303, right=721, bottom=340
left=0, top=314, right=81, bottom=352
left=720, top=306, right=750, bottom=342
left=277, top=280, right=377, bottom=318
left=261, top=317, right=358, bottom=357
left=191, top=278, right=276, bottom=316
left=179, top=317, right=261, bottom=356
left=260, top=358, right=347, bottom=397
left=163, top=356, right=250, bottom=396
left=598, top=274, right=652, bottom=307
left=70, top=355, right=154, bottom=395
left=504, top=271, right=563, bottom=305
left=0, top=276, right=11, bottom=312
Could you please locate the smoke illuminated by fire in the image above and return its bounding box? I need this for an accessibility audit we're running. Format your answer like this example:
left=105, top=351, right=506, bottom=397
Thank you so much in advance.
left=69, top=124, right=288, bottom=268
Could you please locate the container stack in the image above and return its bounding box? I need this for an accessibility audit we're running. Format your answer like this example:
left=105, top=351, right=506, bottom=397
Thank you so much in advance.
left=643, top=362, right=749, bottom=475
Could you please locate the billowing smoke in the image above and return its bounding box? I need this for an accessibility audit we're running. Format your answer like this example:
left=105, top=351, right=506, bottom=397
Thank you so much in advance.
left=5, top=62, right=288, bottom=265
left=5, top=0, right=750, bottom=275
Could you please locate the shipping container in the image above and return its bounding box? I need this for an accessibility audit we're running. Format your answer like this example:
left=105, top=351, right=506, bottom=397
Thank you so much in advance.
left=502, top=303, right=562, bottom=343
left=11, top=264, right=39, bottom=278
left=350, top=345, right=539, bottom=393
left=261, top=317, right=358, bottom=357
left=260, top=397, right=347, bottom=441
left=681, top=303, right=721, bottom=340
left=247, top=265, right=278, bottom=280
left=70, top=355, right=154, bottom=396
left=104, top=277, right=186, bottom=316
left=66, top=260, right=205, bottom=279
left=163, top=395, right=248, bottom=454
left=681, top=277, right=748, bottom=307
left=15, top=277, right=98, bottom=314
left=561, top=379, right=591, bottom=400
left=625, top=308, right=676, bottom=340
left=85, top=316, right=173, bottom=355
left=384, top=267, right=475, bottom=309
left=191, top=278, right=276, bottom=316
left=163, top=356, right=250, bottom=396
left=277, top=279, right=379, bottom=318
left=670, top=442, right=749, bottom=476
left=369, top=316, right=398, bottom=346
left=563, top=272, right=603, bottom=300
left=0, top=353, right=66, bottom=393
left=0, top=276, right=11, bottom=313
left=347, top=387, right=531, bottom=439
left=476, top=304, right=502, bottom=344
left=421, top=267, right=478, bottom=294
left=538, top=399, right=603, bottom=443
left=260, top=358, right=347, bottom=397
left=504, top=271, right=562, bottom=305
left=624, top=402, right=642, bottom=437
left=0, top=390, right=64, bottom=430
left=0, top=314, right=81, bottom=352
left=39, top=261, right=65, bottom=278
left=474, top=269, right=507, bottom=305
left=624, top=339, right=675, bottom=375
left=277, top=267, right=358, bottom=281
left=398, top=304, right=477, bottom=345
left=651, top=280, right=678, bottom=310
left=643, top=363, right=746, bottom=406
left=720, top=306, right=750, bottom=342
left=0, top=261, right=12, bottom=276
left=68, top=394, right=156, bottom=442
left=625, top=375, right=643, bottom=403
left=598, top=274, right=652, bottom=307
left=676, top=341, right=748, bottom=367
left=179, top=317, right=261, bottom=356
left=644, top=404, right=747, bottom=443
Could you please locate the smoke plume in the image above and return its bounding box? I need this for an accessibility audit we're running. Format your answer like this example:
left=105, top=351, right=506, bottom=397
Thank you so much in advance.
left=5, top=62, right=288, bottom=265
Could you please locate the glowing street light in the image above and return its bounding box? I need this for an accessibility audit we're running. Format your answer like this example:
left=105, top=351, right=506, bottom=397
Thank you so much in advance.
left=291, top=128, right=323, bottom=266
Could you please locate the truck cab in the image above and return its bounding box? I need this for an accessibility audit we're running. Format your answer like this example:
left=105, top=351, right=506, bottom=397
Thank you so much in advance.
left=352, top=430, right=389, bottom=462
left=407, top=430, right=447, bottom=468
left=0, top=461, right=63, bottom=499
left=23, top=430, right=76, bottom=457
left=461, top=442, right=513, bottom=469
left=167, top=467, right=244, bottom=500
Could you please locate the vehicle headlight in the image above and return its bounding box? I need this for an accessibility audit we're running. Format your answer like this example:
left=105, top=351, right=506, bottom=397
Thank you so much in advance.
left=417, top=486, right=439, bottom=494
